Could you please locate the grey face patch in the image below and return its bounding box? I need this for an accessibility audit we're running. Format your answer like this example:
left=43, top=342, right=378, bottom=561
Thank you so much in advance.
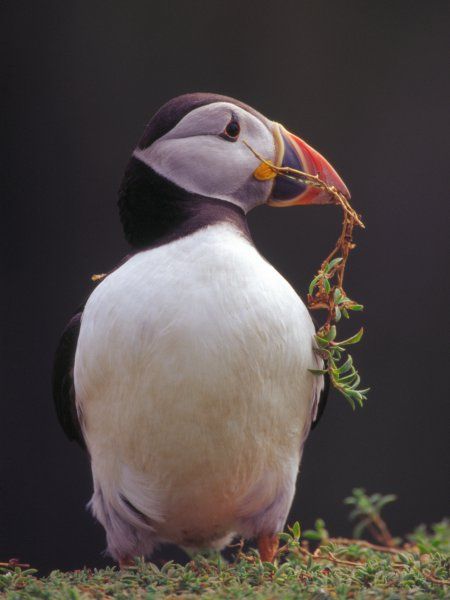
left=133, top=102, right=277, bottom=213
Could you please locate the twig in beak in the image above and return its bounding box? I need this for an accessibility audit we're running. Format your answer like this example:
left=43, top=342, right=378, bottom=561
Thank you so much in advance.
left=243, top=140, right=364, bottom=228
left=244, top=140, right=369, bottom=409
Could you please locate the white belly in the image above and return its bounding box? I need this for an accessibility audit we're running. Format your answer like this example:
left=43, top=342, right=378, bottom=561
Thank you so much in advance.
left=74, top=223, right=319, bottom=549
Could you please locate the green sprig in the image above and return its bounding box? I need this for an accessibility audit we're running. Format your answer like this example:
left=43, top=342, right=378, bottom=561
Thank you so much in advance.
left=309, top=258, right=369, bottom=409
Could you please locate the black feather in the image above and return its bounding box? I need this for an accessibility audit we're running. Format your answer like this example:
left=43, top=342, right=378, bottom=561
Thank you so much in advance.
left=118, top=159, right=250, bottom=249
left=310, top=314, right=330, bottom=430
left=137, top=93, right=269, bottom=150
left=52, top=307, right=86, bottom=448
left=311, top=372, right=330, bottom=430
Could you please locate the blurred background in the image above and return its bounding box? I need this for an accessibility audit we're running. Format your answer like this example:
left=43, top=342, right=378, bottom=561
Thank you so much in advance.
left=2, top=0, right=449, bottom=574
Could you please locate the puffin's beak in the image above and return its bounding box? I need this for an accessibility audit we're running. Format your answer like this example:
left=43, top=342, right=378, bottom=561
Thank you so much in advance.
left=261, top=124, right=350, bottom=206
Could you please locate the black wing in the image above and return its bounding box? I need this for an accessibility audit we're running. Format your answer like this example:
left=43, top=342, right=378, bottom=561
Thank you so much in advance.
left=310, top=314, right=330, bottom=430
left=311, top=372, right=330, bottom=430
left=52, top=306, right=86, bottom=449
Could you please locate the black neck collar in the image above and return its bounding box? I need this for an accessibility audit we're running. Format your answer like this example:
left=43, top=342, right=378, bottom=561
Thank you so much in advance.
left=118, top=157, right=252, bottom=250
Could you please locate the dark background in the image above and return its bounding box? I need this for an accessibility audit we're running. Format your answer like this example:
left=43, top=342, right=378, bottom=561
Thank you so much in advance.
left=2, top=1, right=449, bottom=574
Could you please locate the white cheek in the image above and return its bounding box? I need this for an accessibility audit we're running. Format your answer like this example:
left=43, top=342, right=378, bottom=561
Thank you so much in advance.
left=140, top=137, right=253, bottom=198
left=133, top=127, right=276, bottom=209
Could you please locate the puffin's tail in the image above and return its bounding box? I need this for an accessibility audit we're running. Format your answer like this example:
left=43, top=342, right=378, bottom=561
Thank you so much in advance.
left=88, top=463, right=164, bottom=560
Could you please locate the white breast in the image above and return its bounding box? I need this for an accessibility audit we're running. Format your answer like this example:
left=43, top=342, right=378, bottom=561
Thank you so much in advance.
left=74, top=223, right=321, bottom=550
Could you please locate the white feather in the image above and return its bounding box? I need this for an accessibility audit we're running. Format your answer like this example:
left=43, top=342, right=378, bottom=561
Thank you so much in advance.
left=74, top=222, right=322, bottom=557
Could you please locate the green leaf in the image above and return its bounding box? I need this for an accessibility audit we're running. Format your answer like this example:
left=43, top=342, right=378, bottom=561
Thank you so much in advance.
left=323, top=277, right=331, bottom=293
left=308, top=275, right=321, bottom=295
left=324, top=325, right=337, bottom=342
left=348, top=303, right=364, bottom=311
left=335, top=306, right=342, bottom=322
left=342, top=307, right=349, bottom=319
left=331, top=345, right=345, bottom=352
left=338, top=328, right=364, bottom=346
left=337, top=355, right=353, bottom=374
left=302, top=530, right=322, bottom=541
left=160, top=561, right=175, bottom=573
left=339, top=369, right=358, bottom=383
left=376, top=494, right=397, bottom=510
left=357, top=388, right=371, bottom=394
left=397, top=552, right=411, bottom=564
left=309, top=368, right=327, bottom=375
left=346, top=389, right=363, bottom=401
left=349, top=374, right=361, bottom=389
left=291, top=521, right=301, bottom=540
left=325, top=257, right=343, bottom=273
left=333, top=288, right=343, bottom=303
left=343, top=391, right=356, bottom=409
left=353, top=517, right=371, bottom=539
left=315, top=334, right=330, bottom=348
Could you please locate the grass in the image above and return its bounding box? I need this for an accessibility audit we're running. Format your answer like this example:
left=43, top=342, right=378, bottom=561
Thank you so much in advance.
left=1, top=490, right=449, bottom=599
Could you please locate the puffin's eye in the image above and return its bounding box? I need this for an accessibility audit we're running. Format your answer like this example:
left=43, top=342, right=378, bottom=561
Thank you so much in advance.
left=222, top=120, right=240, bottom=141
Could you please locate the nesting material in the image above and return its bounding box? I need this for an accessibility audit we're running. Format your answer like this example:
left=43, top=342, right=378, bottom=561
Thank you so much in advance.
left=245, top=141, right=368, bottom=409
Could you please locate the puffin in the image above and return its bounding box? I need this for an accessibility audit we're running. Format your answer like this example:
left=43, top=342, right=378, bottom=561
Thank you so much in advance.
left=53, top=93, right=349, bottom=565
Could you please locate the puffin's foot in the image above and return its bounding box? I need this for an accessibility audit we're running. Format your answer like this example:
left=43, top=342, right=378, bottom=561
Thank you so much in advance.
left=257, top=533, right=279, bottom=563
left=119, top=557, right=135, bottom=569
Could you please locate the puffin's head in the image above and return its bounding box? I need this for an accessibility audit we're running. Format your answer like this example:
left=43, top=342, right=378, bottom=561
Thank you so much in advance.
left=119, top=93, right=349, bottom=246
left=133, top=93, right=348, bottom=210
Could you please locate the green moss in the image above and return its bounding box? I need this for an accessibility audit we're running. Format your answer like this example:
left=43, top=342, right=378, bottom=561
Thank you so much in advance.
left=2, top=518, right=448, bottom=599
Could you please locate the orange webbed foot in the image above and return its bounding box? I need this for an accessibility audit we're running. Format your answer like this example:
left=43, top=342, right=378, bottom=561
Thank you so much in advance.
left=119, top=557, right=135, bottom=569
left=257, top=533, right=279, bottom=563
